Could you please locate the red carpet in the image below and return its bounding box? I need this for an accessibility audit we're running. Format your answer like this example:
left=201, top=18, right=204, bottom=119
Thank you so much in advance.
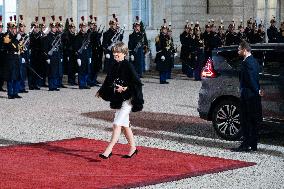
left=0, top=138, right=255, bottom=189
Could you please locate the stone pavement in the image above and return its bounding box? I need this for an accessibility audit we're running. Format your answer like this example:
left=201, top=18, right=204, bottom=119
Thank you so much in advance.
left=0, top=73, right=283, bottom=189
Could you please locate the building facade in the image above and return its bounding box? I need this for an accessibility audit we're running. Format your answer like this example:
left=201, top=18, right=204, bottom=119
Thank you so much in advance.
left=1, top=0, right=283, bottom=52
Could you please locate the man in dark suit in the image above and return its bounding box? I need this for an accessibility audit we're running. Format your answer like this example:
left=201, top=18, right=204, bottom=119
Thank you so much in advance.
left=232, top=41, right=262, bottom=152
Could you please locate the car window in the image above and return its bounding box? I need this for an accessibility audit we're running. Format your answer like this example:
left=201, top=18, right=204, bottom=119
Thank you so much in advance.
left=264, top=50, right=284, bottom=76
left=217, top=50, right=241, bottom=70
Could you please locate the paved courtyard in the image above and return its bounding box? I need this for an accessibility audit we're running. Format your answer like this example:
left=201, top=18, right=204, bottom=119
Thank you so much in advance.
left=0, top=73, right=283, bottom=189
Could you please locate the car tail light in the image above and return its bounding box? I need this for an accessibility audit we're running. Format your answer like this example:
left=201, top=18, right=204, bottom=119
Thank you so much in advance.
left=201, top=58, right=217, bottom=78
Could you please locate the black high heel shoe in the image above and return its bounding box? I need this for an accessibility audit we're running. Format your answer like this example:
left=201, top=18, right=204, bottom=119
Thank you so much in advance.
left=99, top=152, right=112, bottom=159
left=122, top=149, right=138, bottom=158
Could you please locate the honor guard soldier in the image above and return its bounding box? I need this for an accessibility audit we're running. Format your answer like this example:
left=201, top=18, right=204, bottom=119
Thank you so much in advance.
left=244, top=18, right=253, bottom=43
left=128, top=16, right=148, bottom=78
left=3, top=16, right=22, bottom=99
left=193, top=21, right=205, bottom=81
left=254, top=20, right=265, bottom=43
left=180, top=20, right=196, bottom=77
left=225, top=21, right=238, bottom=46
left=203, top=20, right=213, bottom=60
left=17, top=15, right=29, bottom=93
left=29, top=17, right=42, bottom=90
left=217, top=19, right=226, bottom=46
left=86, top=15, right=97, bottom=87
left=267, top=16, right=279, bottom=43
left=155, top=19, right=173, bottom=84
left=44, top=15, right=61, bottom=91
left=38, top=16, right=49, bottom=87
left=0, top=15, right=6, bottom=92
left=74, top=16, right=91, bottom=89
left=89, top=16, right=103, bottom=86
left=62, top=18, right=77, bottom=86
left=56, top=16, right=66, bottom=88
left=236, top=20, right=247, bottom=44
left=102, top=14, right=124, bottom=73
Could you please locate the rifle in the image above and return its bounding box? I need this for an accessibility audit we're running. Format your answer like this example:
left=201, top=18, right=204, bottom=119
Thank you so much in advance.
left=133, top=35, right=145, bottom=53
left=48, top=33, right=62, bottom=56
left=78, top=32, right=92, bottom=54
left=107, top=25, right=126, bottom=51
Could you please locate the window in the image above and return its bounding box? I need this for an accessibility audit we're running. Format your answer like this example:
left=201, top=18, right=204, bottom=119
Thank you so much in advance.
left=1, top=0, right=17, bottom=29
left=77, top=0, right=90, bottom=27
left=132, top=0, right=151, bottom=27
left=0, top=0, right=3, bottom=16
left=264, top=50, right=284, bottom=76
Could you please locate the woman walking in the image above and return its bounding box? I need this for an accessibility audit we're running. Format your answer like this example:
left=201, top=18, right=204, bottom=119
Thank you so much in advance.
left=96, top=42, right=144, bottom=159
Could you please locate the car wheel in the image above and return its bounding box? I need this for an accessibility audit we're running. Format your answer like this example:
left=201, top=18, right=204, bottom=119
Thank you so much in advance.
left=212, top=99, right=241, bottom=140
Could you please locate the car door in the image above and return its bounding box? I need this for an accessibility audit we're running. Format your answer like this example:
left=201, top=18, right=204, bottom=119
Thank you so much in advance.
left=260, top=49, right=284, bottom=123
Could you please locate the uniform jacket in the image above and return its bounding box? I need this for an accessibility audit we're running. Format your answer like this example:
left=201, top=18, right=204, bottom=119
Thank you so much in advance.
left=98, top=59, right=144, bottom=112
left=1, top=32, right=20, bottom=81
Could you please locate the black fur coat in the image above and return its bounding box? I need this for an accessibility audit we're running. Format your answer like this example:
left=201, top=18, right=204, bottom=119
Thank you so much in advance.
left=98, top=59, right=144, bottom=112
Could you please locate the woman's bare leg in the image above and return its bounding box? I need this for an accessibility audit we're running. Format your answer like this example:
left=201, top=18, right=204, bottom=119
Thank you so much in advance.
left=102, top=124, right=121, bottom=156
left=123, top=127, right=137, bottom=155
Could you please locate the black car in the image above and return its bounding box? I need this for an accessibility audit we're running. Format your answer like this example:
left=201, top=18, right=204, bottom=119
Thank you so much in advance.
left=198, top=43, right=284, bottom=140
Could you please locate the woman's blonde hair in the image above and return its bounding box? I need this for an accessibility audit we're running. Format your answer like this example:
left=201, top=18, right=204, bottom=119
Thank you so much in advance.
left=112, top=41, right=128, bottom=55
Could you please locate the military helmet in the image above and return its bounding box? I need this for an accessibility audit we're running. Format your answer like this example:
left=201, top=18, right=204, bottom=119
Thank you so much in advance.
left=18, top=15, right=26, bottom=27
left=50, top=15, right=57, bottom=28
left=31, top=16, right=39, bottom=28
left=133, top=16, right=141, bottom=27
left=270, top=16, right=276, bottom=24
left=238, top=19, right=243, bottom=30
left=79, top=16, right=87, bottom=28
left=184, top=20, right=191, bottom=29
left=7, top=15, right=17, bottom=28
left=160, top=18, right=168, bottom=30
left=39, top=17, right=46, bottom=29
left=69, top=17, right=76, bottom=28
left=109, top=13, right=117, bottom=25
left=57, top=16, right=64, bottom=27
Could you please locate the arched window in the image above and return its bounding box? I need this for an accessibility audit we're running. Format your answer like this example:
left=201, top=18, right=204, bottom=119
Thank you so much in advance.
left=132, top=0, right=151, bottom=27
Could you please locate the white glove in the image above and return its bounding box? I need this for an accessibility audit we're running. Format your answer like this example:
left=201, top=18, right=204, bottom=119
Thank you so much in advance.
left=60, top=59, right=63, bottom=63
left=67, top=57, right=70, bottom=61
left=174, top=53, right=178, bottom=57
left=77, top=59, right=82, bottom=66
left=89, top=58, right=92, bottom=64
left=130, top=55, right=135, bottom=61
left=161, top=56, right=165, bottom=61
left=105, top=54, right=110, bottom=59
left=21, top=58, right=25, bottom=64
left=46, top=59, right=50, bottom=64
left=16, top=34, right=22, bottom=41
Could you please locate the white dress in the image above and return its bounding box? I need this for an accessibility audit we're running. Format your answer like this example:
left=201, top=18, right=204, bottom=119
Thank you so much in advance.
left=113, top=100, right=132, bottom=127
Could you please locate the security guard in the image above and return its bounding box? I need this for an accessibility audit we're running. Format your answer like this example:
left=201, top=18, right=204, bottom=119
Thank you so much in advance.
left=128, top=16, right=148, bottom=78
left=3, top=16, right=21, bottom=99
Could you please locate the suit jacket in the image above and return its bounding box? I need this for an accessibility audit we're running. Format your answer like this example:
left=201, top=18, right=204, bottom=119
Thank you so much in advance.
left=239, top=55, right=260, bottom=100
